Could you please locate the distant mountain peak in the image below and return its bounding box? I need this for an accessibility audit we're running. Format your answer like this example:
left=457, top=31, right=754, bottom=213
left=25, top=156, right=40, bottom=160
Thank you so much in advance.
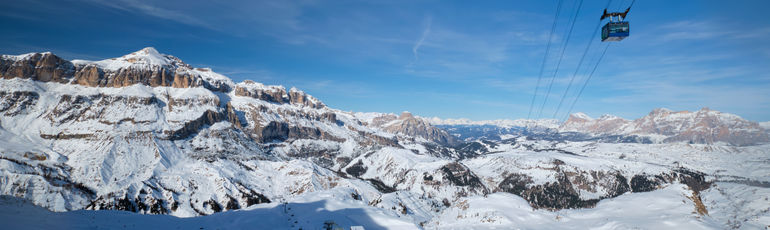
left=649, top=108, right=674, bottom=115
left=562, top=107, right=769, bottom=145
left=597, top=114, right=624, bottom=120
left=569, top=112, right=592, bottom=121
left=137, top=46, right=159, bottom=54
left=121, top=47, right=168, bottom=64
left=399, top=111, right=414, bottom=119
left=77, top=47, right=190, bottom=71
left=354, top=111, right=459, bottom=146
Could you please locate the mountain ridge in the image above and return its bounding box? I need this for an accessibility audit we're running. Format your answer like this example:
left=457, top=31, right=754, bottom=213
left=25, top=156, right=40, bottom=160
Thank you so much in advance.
left=0, top=48, right=402, bottom=216
left=561, top=107, right=769, bottom=145
left=429, top=107, right=768, bottom=146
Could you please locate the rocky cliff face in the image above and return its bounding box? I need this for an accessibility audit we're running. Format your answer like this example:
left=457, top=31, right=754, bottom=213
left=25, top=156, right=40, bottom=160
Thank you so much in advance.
left=632, top=108, right=768, bottom=145
left=561, top=113, right=630, bottom=134
left=234, top=80, right=325, bottom=109
left=0, top=52, right=74, bottom=83
left=1, top=47, right=232, bottom=92
left=363, top=111, right=460, bottom=147
left=561, top=108, right=769, bottom=145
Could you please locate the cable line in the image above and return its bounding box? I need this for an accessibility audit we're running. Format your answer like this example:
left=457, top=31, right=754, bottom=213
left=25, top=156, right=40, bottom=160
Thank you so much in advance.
left=627, top=0, right=635, bottom=11
left=527, top=0, right=565, bottom=120
left=563, top=43, right=611, bottom=121
left=562, top=0, right=634, bottom=120
left=537, top=0, right=584, bottom=118
left=552, top=0, right=613, bottom=118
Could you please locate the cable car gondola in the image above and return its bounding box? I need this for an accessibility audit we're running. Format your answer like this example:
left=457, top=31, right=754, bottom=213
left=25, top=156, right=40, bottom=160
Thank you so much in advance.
left=600, top=7, right=630, bottom=42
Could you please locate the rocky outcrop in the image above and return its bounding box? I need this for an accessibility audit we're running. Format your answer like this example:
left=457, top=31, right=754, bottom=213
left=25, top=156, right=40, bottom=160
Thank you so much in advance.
left=354, top=129, right=401, bottom=147
left=74, top=66, right=198, bottom=88
left=370, top=114, right=398, bottom=127
left=0, top=91, right=39, bottom=116
left=225, top=102, right=245, bottom=129
left=366, top=178, right=396, bottom=193
left=248, top=121, right=344, bottom=143
left=234, top=81, right=325, bottom=108
left=345, top=160, right=367, bottom=177
left=84, top=185, right=270, bottom=215
left=86, top=194, right=169, bottom=214
left=378, top=112, right=459, bottom=146
left=495, top=169, right=625, bottom=210
left=495, top=166, right=712, bottom=210
left=164, top=110, right=224, bottom=140
left=440, top=162, right=487, bottom=194
left=0, top=52, right=74, bottom=83
left=234, top=81, right=287, bottom=103
left=289, top=87, right=324, bottom=108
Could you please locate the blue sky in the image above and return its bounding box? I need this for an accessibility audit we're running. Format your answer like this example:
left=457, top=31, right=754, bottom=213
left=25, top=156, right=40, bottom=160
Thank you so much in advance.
left=2, top=0, right=769, bottom=121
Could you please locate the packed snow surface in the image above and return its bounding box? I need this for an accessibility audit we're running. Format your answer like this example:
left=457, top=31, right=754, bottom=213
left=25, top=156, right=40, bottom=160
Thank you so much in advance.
left=0, top=189, right=419, bottom=230
left=431, top=185, right=721, bottom=229
left=1, top=185, right=736, bottom=229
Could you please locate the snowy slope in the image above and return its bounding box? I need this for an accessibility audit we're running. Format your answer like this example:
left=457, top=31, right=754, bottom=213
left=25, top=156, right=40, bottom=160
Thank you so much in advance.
left=2, top=185, right=738, bottom=230
left=0, top=188, right=419, bottom=230
left=430, top=185, right=722, bottom=229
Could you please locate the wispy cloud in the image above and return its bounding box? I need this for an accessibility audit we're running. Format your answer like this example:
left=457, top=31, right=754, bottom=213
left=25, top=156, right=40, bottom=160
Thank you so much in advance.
left=86, top=0, right=220, bottom=31
left=0, top=11, right=44, bottom=22
left=1, top=43, right=107, bottom=60
left=412, top=15, right=432, bottom=61
left=83, top=0, right=316, bottom=43
left=653, top=20, right=770, bottom=43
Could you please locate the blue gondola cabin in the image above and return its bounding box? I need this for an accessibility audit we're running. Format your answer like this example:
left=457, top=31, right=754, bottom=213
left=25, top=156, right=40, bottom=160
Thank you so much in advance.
left=601, top=21, right=629, bottom=42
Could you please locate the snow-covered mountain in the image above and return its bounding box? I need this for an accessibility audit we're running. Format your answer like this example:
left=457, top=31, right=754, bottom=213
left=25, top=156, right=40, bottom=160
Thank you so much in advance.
left=357, top=111, right=459, bottom=146
left=1, top=48, right=768, bottom=229
left=427, top=117, right=562, bottom=142
left=560, top=113, right=630, bottom=134
left=427, top=117, right=560, bottom=129
left=0, top=48, right=489, bottom=217
left=0, top=48, right=405, bottom=216
left=561, top=108, right=769, bottom=145
left=432, top=108, right=769, bottom=146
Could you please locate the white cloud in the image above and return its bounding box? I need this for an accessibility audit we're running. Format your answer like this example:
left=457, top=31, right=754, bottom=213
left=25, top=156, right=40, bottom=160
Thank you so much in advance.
left=412, top=16, right=432, bottom=60
left=86, top=0, right=220, bottom=31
